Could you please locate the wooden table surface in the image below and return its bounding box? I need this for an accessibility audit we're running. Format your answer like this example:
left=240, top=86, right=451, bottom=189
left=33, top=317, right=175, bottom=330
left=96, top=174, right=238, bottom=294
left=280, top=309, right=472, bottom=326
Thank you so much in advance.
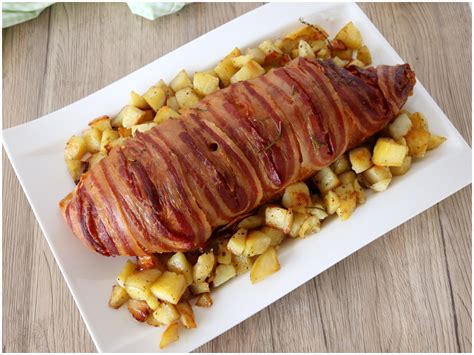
left=3, top=2, right=471, bottom=352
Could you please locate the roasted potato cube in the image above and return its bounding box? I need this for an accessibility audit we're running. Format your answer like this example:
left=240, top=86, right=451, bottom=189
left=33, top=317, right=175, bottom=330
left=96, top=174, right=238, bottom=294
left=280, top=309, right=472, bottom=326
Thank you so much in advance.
left=427, top=135, right=447, bottom=150
left=289, top=212, right=309, bottom=238
left=150, top=271, right=187, bottom=304
left=243, top=230, right=271, bottom=257
left=145, top=291, right=160, bottom=311
left=370, top=179, right=392, bottom=192
left=118, top=126, right=132, bottom=138
left=175, top=87, right=200, bottom=109
left=338, top=171, right=356, bottom=185
left=230, top=60, right=265, bottom=84
left=390, top=156, right=412, bottom=176
left=193, top=72, right=220, bottom=97
left=265, top=206, right=293, bottom=233
left=334, top=183, right=355, bottom=200
left=331, top=154, right=351, bottom=174
left=176, top=301, right=196, bottom=329
left=313, top=167, right=341, bottom=194
left=114, top=105, right=146, bottom=128
left=88, top=152, right=107, bottom=167
left=195, top=293, right=213, bottom=307
left=353, top=179, right=366, bottom=204
left=332, top=49, right=353, bottom=60
left=89, top=115, right=112, bottom=131
left=83, top=128, right=102, bottom=153
left=336, top=193, right=357, bottom=221
left=250, top=247, right=280, bottom=284
left=137, top=254, right=166, bottom=272
left=410, top=112, right=428, bottom=130
left=213, top=264, right=236, bottom=287
left=65, top=135, right=87, bottom=160
left=245, top=47, right=266, bottom=64
left=217, top=241, right=232, bottom=265
left=153, top=302, right=180, bottom=326
left=108, top=285, right=130, bottom=309
left=388, top=113, right=412, bottom=139
left=130, top=90, right=151, bottom=110
left=372, top=138, right=409, bottom=167
left=105, top=137, right=127, bottom=151
left=406, top=128, right=430, bottom=157
left=335, top=21, right=362, bottom=49
left=131, top=122, right=158, bottom=136
left=190, top=281, right=210, bottom=295
left=323, top=190, right=340, bottom=215
left=124, top=268, right=162, bottom=301
left=348, top=59, right=365, bottom=68
left=160, top=322, right=179, bottom=349
left=167, top=252, right=193, bottom=286
left=260, top=226, right=286, bottom=246
left=214, top=47, right=241, bottom=87
left=258, top=40, right=283, bottom=55
left=231, top=54, right=254, bottom=68
left=282, top=182, right=311, bottom=209
left=156, top=79, right=173, bottom=97
left=316, top=48, right=330, bottom=59
left=65, top=159, right=86, bottom=183
left=238, top=214, right=264, bottom=229
left=332, top=56, right=349, bottom=68
left=117, top=260, right=137, bottom=288
left=169, top=70, right=192, bottom=93
left=143, top=86, right=167, bottom=112
left=349, top=147, right=373, bottom=173
left=193, top=252, right=215, bottom=282
left=100, top=128, right=119, bottom=152
left=363, top=165, right=392, bottom=185
left=145, top=313, right=162, bottom=327
left=154, top=106, right=180, bottom=124
left=127, top=299, right=151, bottom=322
left=298, top=215, right=321, bottom=237
left=357, top=45, right=372, bottom=65
left=232, top=254, right=253, bottom=275
left=306, top=206, right=329, bottom=220
left=298, top=39, right=315, bottom=58
left=227, top=228, right=248, bottom=256
left=166, top=96, right=180, bottom=112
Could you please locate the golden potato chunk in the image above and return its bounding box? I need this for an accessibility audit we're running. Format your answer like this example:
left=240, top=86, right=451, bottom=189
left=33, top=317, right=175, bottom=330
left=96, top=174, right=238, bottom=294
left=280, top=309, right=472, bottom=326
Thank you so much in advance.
left=153, top=302, right=180, bottom=326
left=166, top=96, right=180, bottom=112
left=230, top=60, right=265, bottom=84
left=265, top=206, right=293, bottom=233
left=117, top=260, right=137, bottom=288
left=313, top=167, right=341, bottom=194
left=289, top=212, right=309, bottom=238
left=195, top=293, right=213, bottom=307
left=169, top=69, right=193, bottom=92
left=427, top=135, right=447, bottom=150
left=338, top=171, right=356, bottom=185
left=108, top=285, right=130, bottom=309
left=237, top=214, right=264, bottom=229
left=227, top=228, right=248, bottom=256
left=124, top=268, right=162, bottom=301
left=245, top=47, right=266, bottom=64
left=260, top=226, right=286, bottom=246
left=114, top=105, right=146, bottom=128
left=190, top=281, right=210, bottom=295
left=167, top=252, right=193, bottom=286
left=332, top=56, right=349, bottom=68
left=213, top=264, right=236, bottom=287
left=65, top=135, right=87, bottom=160
left=282, top=182, right=311, bottom=209
left=214, top=47, right=241, bottom=87
left=145, top=291, right=160, bottom=311
left=150, top=271, right=187, bottom=305
left=65, top=159, right=86, bottom=183
left=154, top=106, right=180, bottom=124
left=406, top=128, right=430, bottom=157
left=323, top=190, right=340, bottom=215
left=143, top=86, right=167, bottom=112
left=331, top=154, right=351, bottom=175
left=348, top=59, right=365, bottom=68
left=83, top=127, right=102, bottom=153
left=332, top=49, right=353, bottom=60
left=336, top=194, right=357, bottom=221
left=357, top=45, right=372, bottom=65
left=363, top=165, right=392, bottom=185
left=176, top=301, right=197, bottom=329
left=232, top=254, right=253, bottom=275
left=193, top=72, right=220, bottom=97
left=89, top=115, right=112, bottom=131
left=175, top=87, right=200, bottom=109
left=410, top=112, right=429, bottom=130
left=88, top=152, right=107, bottom=167
left=298, top=215, right=321, bottom=236
left=372, top=138, right=409, bottom=167
left=243, top=230, right=271, bottom=257
left=127, top=299, right=151, bottom=322
left=298, top=39, right=315, bottom=58
left=160, top=322, right=179, bottom=349
left=250, top=247, right=280, bottom=284
left=349, top=147, right=373, bottom=173
left=131, top=122, right=157, bottom=136
left=130, top=90, right=151, bottom=110
left=353, top=179, right=366, bottom=204
left=193, top=252, right=215, bottom=282
left=217, top=241, right=232, bottom=265
left=100, top=129, right=119, bottom=152
left=258, top=40, right=283, bottom=55
left=388, top=113, right=412, bottom=139
left=231, top=54, right=254, bottom=68
left=335, top=21, right=362, bottom=49
left=390, top=156, right=412, bottom=176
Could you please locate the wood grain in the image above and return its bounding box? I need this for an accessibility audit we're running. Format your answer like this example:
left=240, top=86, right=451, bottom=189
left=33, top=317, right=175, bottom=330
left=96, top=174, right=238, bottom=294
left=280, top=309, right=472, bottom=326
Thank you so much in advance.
left=2, top=3, right=471, bottom=352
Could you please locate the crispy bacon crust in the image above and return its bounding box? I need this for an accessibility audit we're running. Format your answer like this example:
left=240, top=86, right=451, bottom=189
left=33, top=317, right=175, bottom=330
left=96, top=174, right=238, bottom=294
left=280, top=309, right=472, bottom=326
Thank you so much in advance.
left=60, top=57, right=416, bottom=256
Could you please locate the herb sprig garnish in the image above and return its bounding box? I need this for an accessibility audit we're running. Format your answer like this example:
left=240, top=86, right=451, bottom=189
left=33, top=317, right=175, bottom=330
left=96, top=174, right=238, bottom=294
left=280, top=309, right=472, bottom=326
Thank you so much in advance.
left=298, top=17, right=333, bottom=52
left=259, top=122, right=283, bottom=152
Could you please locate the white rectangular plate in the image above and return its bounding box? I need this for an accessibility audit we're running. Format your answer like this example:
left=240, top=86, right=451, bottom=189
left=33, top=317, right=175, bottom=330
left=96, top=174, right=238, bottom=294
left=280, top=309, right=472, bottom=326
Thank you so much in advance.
left=3, top=2, right=472, bottom=352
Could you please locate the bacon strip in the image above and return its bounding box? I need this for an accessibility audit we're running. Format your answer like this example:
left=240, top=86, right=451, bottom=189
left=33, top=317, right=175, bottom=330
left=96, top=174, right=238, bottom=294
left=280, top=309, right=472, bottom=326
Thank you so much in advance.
left=60, top=58, right=416, bottom=256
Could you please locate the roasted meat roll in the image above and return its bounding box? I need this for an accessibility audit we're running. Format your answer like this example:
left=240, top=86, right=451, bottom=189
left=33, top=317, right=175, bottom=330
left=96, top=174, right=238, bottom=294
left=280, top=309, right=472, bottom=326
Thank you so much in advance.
left=60, top=57, right=416, bottom=256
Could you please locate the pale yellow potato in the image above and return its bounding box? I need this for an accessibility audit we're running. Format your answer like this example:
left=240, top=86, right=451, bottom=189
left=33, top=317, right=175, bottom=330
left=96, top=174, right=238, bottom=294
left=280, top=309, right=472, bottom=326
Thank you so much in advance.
left=406, top=128, right=430, bottom=157
left=127, top=299, right=151, bottom=322
left=427, top=135, right=446, bottom=150
left=332, top=56, right=349, bottom=68
left=243, top=230, right=271, bottom=257
left=143, top=86, right=167, bottom=112
left=152, top=301, right=179, bottom=325
left=349, top=146, right=373, bottom=173
left=145, top=313, right=162, bottom=327
left=65, top=159, right=86, bottom=183
left=334, top=182, right=355, bottom=201
left=388, top=113, right=412, bottom=139
left=65, top=135, right=87, bottom=160
left=357, top=45, right=372, bottom=65
left=156, top=79, right=174, bottom=97
left=335, top=21, right=362, bottom=49
left=331, top=154, right=351, bottom=175
left=289, top=212, right=309, bottom=238
left=370, top=178, right=392, bottom=192
left=192, top=252, right=215, bottom=282
left=332, top=49, right=353, bottom=60
left=108, top=285, right=130, bottom=309
left=131, top=122, right=158, bottom=136
left=390, top=156, right=412, bottom=176
left=195, top=293, right=213, bottom=307
left=245, top=47, right=266, bottom=64
left=353, top=179, right=366, bottom=204
left=106, top=137, right=128, bottom=151
left=311, top=39, right=328, bottom=52
left=193, top=72, right=220, bottom=97
left=348, top=59, right=365, bottom=68
left=169, top=70, right=193, bottom=92
left=88, top=151, right=107, bottom=168
left=265, top=206, right=293, bottom=233
left=323, top=190, right=340, bottom=215
left=298, top=215, right=321, bottom=237
left=89, top=115, right=112, bottom=131
left=282, top=182, right=311, bottom=209
left=216, top=241, right=232, bottom=265
left=124, top=268, right=162, bottom=301
left=232, top=254, right=253, bottom=275
left=313, top=167, right=341, bottom=194
left=160, top=322, right=179, bottom=349
left=176, top=301, right=197, bottom=329
left=117, top=260, right=137, bottom=288
left=214, top=47, right=241, bottom=87
left=145, top=291, right=160, bottom=311
left=166, top=96, right=180, bottom=112
left=237, top=214, right=264, bottom=229
left=190, top=281, right=210, bottom=295
left=305, top=206, right=329, bottom=220
left=338, top=170, right=356, bottom=185
left=175, top=87, right=200, bottom=109
left=130, top=90, right=151, bottom=110
left=230, top=60, right=265, bottom=84
left=227, top=228, right=248, bottom=256
left=372, top=138, right=409, bottom=167
left=154, top=106, right=181, bottom=124
left=100, top=128, right=119, bottom=152
left=231, top=54, right=254, bottom=68
left=83, top=127, right=102, bottom=153
left=150, top=271, right=187, bottom=305
left=167, top=252, right=193, bottom=286
left=298, top=39, right=315, bottom=58
left=363, top=165, right=392, bottom=185
left=258, top=40, right=282, bottom=55
left=336, top=194, right=357, bottom=220
left=114, top=105, right=146, bottom=128
left=260, top=226, right=286, bottom=246
left=213, top=264, right=236, bottom=287
left=250, top=247, right=280, bottom=284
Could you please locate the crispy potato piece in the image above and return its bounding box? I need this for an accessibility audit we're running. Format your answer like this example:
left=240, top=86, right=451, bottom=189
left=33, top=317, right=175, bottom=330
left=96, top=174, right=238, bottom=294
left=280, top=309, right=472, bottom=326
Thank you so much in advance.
left=238, top=214, right=264, bottom=229
left=363, top=165, right=392, bottom=185
left=166, top=96, right=180, bottom=112
left=213, top=264, right=236, bottom=287
left=65, top=159, right=86, bottom=183
left=190, top=281, right=210, bottom=295
left=258, top=40, right=283, bottom=55
left=427, top=135, right=446, bottom=150
left=336, top=193, right=357, bottom=221
left=332, top=49, right=352, bottom=60
left=289, top=212, right=309, bottom=238
left=124, top=268, right=162, bottom=301
left=153, top=302, right=180, bottom=326
left=214, top=47, right=241, bottom=87
left=150, top=271, right=187, bottom=305
left=83, top=128, right=102, bottom=153
left=100, top=128, right=119, bottom=152
left=232, top=254, right=253, bottom=275
left=227, top=228, right=248, bottom=256
left=406, top=128, right=430, bottom=157
left=339, top=171, right=356, bottom=185
left=390, top=156, right=412, bottom=176
left=154, top=106, right=181, bottom=124
left=175, top=87, right=200, bottom=109
left=143, top=86, right=167, bottom=112
left=176, top=301, right=197, bottom=329
left=145, top=313, right=162, bottom=327
left=137, top=254, right=166, bottom=271
left=349, top=147, right=373, bottom=173
left=230, top=60, right=265, bottom=84
left=313, top=167, right=341, bottom=194
left=243, top=230, right=271, bottom=257
left=410, top=112, right=428, bottom=130
left=88, top=151, right=107, bottom=167
left=127, top=299, right=151, bottom=322
left=117, top=260, right=137, bottom=288
left=372, top=138, right=409, bottom=167
left=357, top=45, right=372, bottom=65
left=114, top=105, right=145, bottom=128
left=130, top=90, right=151, bottom=110
left=298, top=39, right=315, bottom=58
left=231, top=54, right=254, bottom=68
left=353, top=179, right=366, bottom=204
left=145, top=291, right=160, bottom=311
left=245, top=47, right=266, bottom=64
left=109, top=285, right=130, bottom=309
left=305, top=206, right=329, bottom=220
left=250, top=247, right=280, bottom=284
left=335, top=21, right=362, bottom=49
left=65, top=135, right=87, bottom=160
left=89, top=115, right=112, bottom=131
left=160, top=322, right=179, bottom=349
left=167, top=252, right=193, bottom=286
left=105, top=137, right=128, bottom=151
left=388, top=113, right=412, bottom=139
left=332, top=56, right=349, bottom=68
left=118, top=126, right=132, bottom=138
left=323, top=190, right=340, bottom=215
left=316, top=48, right=330, bottom=59
left=298, top=215, right=321, bottom=237
left=331, top=154, right=351, bottom=175
left=265, top=206, right=293, bottom=233
left=260, top=226, right=286, bottom=246
left=193, top=72, right=220, bottom=97
left=195, top=293, right=213, bottom=307
left=334, top=183, right=355, bottom=200
left=169, top=70, right=193, bottom=93
left=370, top=179, right=392, bottom=192
left=348, top=59, right=365, bottom=68
left=284, top=24, right=328, bottom=41
left=217, top=241, right=232, bottom=265
left=282, top=182, right=311, bottom=209
left=193, top=252, right=215, bottom=282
